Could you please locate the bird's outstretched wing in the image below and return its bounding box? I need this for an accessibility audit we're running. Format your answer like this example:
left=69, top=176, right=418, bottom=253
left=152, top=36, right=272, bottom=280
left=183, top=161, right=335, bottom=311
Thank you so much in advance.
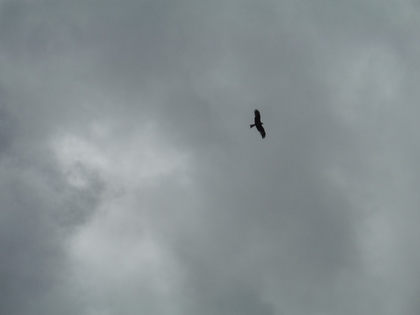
left=254, top=109, right=262, bottom=125
left=256, top=124, right=266, bottom=139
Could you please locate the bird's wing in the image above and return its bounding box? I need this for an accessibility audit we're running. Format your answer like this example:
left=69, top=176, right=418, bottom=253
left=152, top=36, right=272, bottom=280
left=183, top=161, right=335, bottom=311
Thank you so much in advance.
left=254, top=109, right=261, bottom=124
left=257, top=125, right=266, bottom=139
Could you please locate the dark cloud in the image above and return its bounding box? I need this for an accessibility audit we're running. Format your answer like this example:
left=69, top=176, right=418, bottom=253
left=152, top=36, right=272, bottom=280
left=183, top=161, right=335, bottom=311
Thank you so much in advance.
left=1, top=0, right=420, bottom=314
left=0, top=105, right=15, bottom=157
left=0, top=162, right=96, bottom=314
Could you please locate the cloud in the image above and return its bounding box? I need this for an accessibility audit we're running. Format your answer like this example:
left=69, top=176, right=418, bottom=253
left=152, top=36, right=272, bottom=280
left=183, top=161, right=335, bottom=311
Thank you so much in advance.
left=2, top=0, right=420, bottom=314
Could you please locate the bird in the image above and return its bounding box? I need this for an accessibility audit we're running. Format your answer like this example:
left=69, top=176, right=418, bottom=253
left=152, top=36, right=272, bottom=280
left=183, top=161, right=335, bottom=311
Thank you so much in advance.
left=250, top=109, right=266, bottom=139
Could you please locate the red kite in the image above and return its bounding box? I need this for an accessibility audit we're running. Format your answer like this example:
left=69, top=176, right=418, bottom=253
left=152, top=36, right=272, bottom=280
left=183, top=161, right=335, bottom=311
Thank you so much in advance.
left=250, top=109, right=266, bottom=139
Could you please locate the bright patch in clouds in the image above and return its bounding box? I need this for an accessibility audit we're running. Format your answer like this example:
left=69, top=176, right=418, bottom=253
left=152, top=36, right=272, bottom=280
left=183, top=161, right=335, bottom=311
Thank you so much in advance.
left=52, top=122, right=192, bottom=190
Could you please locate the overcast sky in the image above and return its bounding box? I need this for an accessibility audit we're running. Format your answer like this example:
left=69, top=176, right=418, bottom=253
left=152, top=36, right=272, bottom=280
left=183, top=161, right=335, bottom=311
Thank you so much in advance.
left=2, top=0, right=420, bottom=314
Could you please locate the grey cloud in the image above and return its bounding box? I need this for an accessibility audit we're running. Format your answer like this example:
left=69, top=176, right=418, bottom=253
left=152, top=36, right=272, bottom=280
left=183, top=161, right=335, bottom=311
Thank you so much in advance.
left=1, top=0, right=420, bottom=314
left=0, top=166, right=87, bottom=315
left=0, top=103, right=15, bottom=156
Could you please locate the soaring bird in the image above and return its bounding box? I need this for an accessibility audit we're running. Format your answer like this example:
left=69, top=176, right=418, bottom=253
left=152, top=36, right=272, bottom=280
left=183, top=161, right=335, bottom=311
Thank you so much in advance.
left=250, top=109, right=266, bottom=139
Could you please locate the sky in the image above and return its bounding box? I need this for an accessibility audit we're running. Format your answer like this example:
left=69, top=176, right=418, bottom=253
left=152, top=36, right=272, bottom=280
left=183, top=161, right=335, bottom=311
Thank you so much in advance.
left=1, top=0, right=420, bottom=314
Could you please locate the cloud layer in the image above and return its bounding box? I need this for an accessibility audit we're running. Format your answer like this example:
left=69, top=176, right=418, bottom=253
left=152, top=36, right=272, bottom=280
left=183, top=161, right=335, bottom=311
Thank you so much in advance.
left=1, top=1, right=420, bottom=314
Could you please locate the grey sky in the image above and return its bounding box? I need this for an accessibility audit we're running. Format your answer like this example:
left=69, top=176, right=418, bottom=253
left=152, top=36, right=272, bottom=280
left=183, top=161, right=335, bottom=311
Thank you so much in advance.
left=1, top=0, right=420, bottom=314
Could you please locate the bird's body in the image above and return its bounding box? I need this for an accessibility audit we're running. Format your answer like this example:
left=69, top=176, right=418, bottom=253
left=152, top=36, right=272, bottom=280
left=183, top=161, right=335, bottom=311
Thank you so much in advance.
left=250, top=109, right=266, bottom=138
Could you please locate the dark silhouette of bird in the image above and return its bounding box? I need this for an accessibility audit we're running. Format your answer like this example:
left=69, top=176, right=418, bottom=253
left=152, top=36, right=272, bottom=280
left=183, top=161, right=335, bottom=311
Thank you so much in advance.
left=250, top=109, right=266, bottom=138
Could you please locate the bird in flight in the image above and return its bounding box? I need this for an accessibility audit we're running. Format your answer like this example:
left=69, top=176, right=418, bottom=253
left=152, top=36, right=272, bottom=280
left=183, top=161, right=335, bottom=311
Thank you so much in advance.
left=250, top=109, right=266, bottom=139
